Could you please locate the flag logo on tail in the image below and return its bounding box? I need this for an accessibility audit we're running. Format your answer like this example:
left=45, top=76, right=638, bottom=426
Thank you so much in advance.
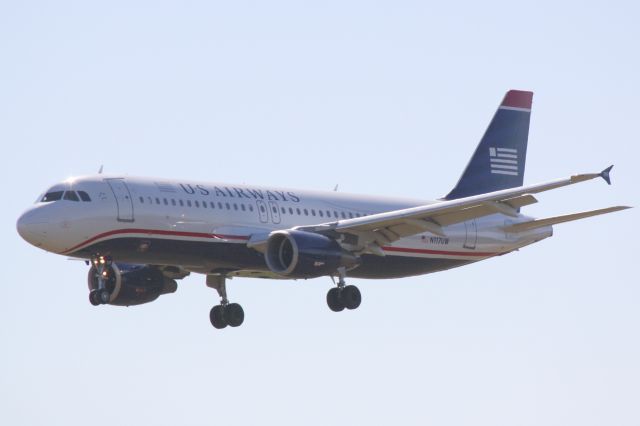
left=489, top=147, right=518, bottom=176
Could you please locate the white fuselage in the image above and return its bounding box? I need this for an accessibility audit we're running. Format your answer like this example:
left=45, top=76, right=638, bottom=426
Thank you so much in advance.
left=17, top=175, right=553, bottom=278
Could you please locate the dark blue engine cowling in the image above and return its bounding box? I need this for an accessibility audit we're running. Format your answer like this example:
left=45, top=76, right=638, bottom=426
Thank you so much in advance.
left=87, top=264, right=177, bottom=306
left=265, top=230, right=359, bottom=278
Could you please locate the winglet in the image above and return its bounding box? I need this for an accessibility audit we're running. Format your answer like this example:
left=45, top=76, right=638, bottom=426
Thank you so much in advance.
left=600, top=165, right=613, bottom=185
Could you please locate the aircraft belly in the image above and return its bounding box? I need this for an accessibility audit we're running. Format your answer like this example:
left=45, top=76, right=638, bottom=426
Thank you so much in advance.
left=70, top=236, right=474, bottom=279
left=350, top=254, right=473, bottom=279
left=71, top=237, right=265, bottom=272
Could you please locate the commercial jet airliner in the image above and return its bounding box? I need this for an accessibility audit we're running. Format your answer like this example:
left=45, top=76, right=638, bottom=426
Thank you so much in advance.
left=17, top=90, right=630, bottom=329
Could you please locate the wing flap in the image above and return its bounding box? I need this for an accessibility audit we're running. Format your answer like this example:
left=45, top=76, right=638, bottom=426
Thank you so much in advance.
left=432, top=204, right=499, bottom=226
left=503, top=206, right=631, bottom=233
left=503, top=194, right=538, bottom=209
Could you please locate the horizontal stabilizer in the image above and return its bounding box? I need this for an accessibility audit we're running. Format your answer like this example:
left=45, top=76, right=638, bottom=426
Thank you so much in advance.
left=503, top=206, right=631, bottom=233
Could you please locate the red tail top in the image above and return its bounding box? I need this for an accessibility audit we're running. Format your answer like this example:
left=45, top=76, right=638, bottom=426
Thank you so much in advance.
left=502, top=90, right=533, bottom=109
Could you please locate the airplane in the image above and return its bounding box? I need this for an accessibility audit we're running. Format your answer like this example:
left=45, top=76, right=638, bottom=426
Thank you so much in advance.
left=16, top=90, right=630, bottom=330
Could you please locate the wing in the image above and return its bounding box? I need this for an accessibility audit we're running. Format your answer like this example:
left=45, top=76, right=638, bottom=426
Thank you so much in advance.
left=288, top=166, right=628, bottom=254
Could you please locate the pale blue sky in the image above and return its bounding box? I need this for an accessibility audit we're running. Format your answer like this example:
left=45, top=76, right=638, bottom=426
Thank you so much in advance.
left=1, top=1, right=638, bottom=425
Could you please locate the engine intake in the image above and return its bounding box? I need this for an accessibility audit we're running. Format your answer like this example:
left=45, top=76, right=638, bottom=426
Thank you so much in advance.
left=265, top=230, right=358, bottom=278
left=88, top=264, right=177, bottom=306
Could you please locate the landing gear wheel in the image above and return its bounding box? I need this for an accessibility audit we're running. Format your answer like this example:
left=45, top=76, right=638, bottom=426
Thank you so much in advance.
left=89, top=290, right=101, bottom=306
left=341, top=285, right=361, bottom=310
left=327, top=287, right=345, bottom=312
left=210, top=305, right=228, bottom=329
left=98, top=289, right=111, bottom=304
left=224, top=303, right=245, bottom=327
left=206, top=275, right=245, bottom=329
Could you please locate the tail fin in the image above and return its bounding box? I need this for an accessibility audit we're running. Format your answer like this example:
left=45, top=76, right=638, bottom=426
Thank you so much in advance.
left=445, top=90, right=533, bottom=200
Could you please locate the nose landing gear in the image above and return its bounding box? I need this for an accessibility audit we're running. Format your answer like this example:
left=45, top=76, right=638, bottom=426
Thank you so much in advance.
left=326, top=267, right=362, bottom=312
left=89, top=255, right=113, bottom=305
left=207, top=275, right=245, bottom=329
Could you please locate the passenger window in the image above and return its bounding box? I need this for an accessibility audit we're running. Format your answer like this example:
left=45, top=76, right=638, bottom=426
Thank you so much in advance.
left=296, top=208, right=301, bottom=215
left=218, top=202, right=223, bottom=209
left=203, top=201, right=207, bottom=208
left=210, top=202, right=215, bottom=209
left=289, top=207, right=294, bottom=215
left=281, top=207, right=286, bottom=214
left=233, top=204, right=238, bottom=211
left=155, top=197, right=161, bottom=205
left=139, top=196, right=144, bottom=203
left=226, top=203, right=230, bottom=210
left=41, top=191, right=64, bottom=202
left=171, top=199, right=176, bottom=206
left=195, top=200, right=200, bottom=208
left=319, top=210, right=324, bottom=217
left=78, top=191, right=91, bottom=202
left=249, top=205, right=254, bottom=212
left=241, top=204, right=246, bottom=211
left=303, top=209, right=308, bottom=216
left=341, top=212, right=346, bottom=219
left=163, top=198, right=168, bottom=205
left=63, top=191, right=80, bottom=201
left=260, top=205, right=266, bottom=213
left=349, top=212, right=354, bottom=218
left=187, top=200, right=192, bottom=207
left=179, top=200, right=184, bottom=206
left=334, top=211, right=339, bottom=218
left=272, top=206, right=277, bottom=213
left=311, top=209, right=316, bottom=216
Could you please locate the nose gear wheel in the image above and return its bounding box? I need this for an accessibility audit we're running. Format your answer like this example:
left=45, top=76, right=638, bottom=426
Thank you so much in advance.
left=88, top=255, right=114, bottom=305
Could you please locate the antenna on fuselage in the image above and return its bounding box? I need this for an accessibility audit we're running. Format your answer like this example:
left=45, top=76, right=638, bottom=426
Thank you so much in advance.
left=333, top=184, right=339, bottom=192
left=98, top=165, right=104, bottom=174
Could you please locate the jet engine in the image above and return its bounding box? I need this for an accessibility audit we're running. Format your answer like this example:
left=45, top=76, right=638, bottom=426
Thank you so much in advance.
left=87, top=263, right=177, bottom=306
left=265, top=230, right=359, bottom=278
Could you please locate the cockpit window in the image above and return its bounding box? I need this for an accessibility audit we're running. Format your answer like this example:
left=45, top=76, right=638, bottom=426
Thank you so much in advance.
left=78, top=191, right=91, bottom=202
left=63, top=191, right=80, bottom=201
left=41, top=191, right=64, bottom=202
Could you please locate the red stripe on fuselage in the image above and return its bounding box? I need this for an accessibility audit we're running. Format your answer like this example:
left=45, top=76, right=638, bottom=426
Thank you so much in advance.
left=62, top=228, right=498, bottom=258
left=62, top=228, right=249, bottom=254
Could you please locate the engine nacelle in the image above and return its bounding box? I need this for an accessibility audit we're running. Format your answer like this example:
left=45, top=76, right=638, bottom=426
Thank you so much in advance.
left=265, top=230, right=359, bottom=278
left=88, top=264, right=177, bottom=306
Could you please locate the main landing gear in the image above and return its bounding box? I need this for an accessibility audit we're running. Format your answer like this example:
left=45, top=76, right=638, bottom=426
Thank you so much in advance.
left=326, top=267, right=361, bottom=312
left=207, top=275, right=244, bottom=329
left=89, top=254, right=113, bottom=306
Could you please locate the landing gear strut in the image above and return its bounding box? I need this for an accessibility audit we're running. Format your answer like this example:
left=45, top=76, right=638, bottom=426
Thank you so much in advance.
left=207, top=275, right=244, bottom=329
left=327, top=267, right=361, bottom=312
left=89, top=254, right=113, bottom=305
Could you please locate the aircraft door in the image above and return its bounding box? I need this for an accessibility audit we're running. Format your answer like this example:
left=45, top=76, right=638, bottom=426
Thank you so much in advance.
left=256, top=200, right=268, bottom=223
left=106, top=178, right=134, bottom=222
left=268, top=201, right=281, bottom=224
left=463, top=219, right=477, bottom=249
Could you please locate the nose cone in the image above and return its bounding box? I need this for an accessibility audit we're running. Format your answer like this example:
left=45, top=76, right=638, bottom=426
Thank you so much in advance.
left=17, top=209, right=49, bottom=248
